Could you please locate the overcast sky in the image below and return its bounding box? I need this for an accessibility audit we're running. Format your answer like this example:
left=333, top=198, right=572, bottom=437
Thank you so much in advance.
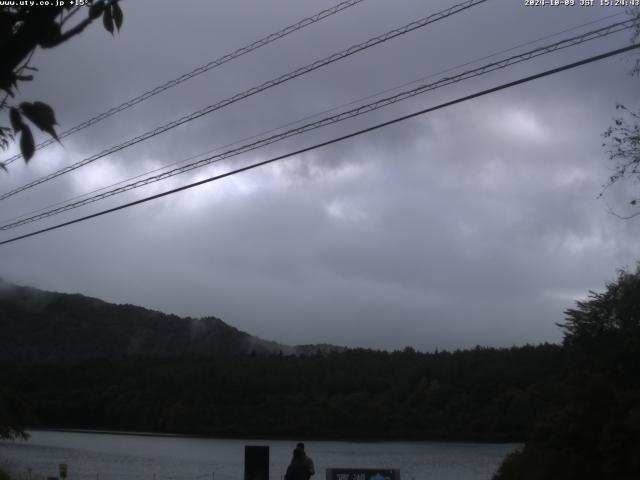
left=1, top=0, right=639, bottom=351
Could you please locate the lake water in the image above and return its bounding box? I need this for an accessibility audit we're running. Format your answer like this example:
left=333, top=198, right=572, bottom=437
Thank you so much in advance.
left=0, top=431, right=518, bottom=480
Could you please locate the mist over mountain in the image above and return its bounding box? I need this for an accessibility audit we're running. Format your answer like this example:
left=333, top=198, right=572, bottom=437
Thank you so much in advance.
left=0, top=280, right=344, bottom=360
left=0, top=279, right=569, bottom=443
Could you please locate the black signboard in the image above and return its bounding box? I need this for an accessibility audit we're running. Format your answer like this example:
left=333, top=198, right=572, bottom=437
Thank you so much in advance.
left=326, top=469, right=400, bottom=480
left=244, top=445, right=269, bottom=480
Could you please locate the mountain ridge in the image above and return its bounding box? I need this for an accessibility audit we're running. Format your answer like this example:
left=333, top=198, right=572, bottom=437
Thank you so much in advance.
left=0, top=280, right=345, bottom=360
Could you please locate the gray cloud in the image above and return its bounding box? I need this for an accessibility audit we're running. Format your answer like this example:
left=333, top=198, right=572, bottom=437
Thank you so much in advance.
left=1, top=0, right=639, bottom=351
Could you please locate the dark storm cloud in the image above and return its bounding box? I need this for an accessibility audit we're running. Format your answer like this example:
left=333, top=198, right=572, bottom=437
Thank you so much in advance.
left=1, top=0, right=639, bottom=350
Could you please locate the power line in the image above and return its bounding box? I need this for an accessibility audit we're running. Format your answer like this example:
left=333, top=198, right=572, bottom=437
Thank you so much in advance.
left=1, top=43, right=637, bottom=247
left=2, top=17, right=634, bottom=229
left=1, top=17, right=635, bottom=231
left=1, top=0, right=368, bottom=167
left=0, top=0, right=490, bottom=202
left=13, top=9, right=614, bottom=225
left=3, top=10, right=624, bottom=228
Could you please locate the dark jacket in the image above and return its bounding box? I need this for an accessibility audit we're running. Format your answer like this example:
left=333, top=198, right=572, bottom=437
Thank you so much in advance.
left=285, top=458, right=311, bottom=480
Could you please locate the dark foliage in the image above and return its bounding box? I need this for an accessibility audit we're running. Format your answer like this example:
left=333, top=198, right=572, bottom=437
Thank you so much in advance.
left=600, top=7, right=640, bottom=218
left=0, top=345, right=565, bottom=442
left=493, top=267, right=640, bottom=480
left=0, top=1, right=123, bottom=169
left=0, top=467, right=11, bottom=480
left=602, top=104, right=640, bottom=217
left=0, top=386, right=31, bottom=440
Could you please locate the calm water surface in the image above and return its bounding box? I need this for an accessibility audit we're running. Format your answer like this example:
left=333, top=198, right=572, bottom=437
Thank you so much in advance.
left=0, top=431, right=518, bottom=480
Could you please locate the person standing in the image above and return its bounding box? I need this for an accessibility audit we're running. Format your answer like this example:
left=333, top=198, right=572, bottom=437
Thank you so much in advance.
left=296, top=442, right=315, bottom=477
left=285, top=448, right=311, bottom=480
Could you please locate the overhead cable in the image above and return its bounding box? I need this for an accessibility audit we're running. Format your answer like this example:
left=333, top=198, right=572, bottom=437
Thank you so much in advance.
left=1, top=0, right=368, bottom=167
left=5, top=9, right=622, bottom=227
left=1, top=17, right=636, bottom=231
left=1, top=43, right=638, bottom=247
left=0, top=0, right=490, bottom=201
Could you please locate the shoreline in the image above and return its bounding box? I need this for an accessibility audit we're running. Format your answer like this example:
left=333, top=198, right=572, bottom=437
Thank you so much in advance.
left=24, top=428, right=522, bottom=445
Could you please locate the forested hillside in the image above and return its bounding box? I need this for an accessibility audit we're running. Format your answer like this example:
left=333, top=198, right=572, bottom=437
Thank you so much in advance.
left=0, top=345, right=565, bottom=441
left=0, top=280, right=340, bottom=359
left=0, top=280, right=569, bottom=442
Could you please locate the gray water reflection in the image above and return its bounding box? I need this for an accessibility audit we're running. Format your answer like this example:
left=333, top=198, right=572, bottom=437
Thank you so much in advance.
left=0, top=431, right=518, bottom=480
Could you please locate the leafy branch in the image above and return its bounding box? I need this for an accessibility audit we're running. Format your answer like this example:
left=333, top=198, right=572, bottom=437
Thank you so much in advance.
left=0, top=0, right=124, bottom=173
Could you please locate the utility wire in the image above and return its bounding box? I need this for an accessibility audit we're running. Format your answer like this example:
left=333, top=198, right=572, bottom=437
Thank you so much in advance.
left=1, top=43, right=638, bottom=247
left=3, top=9, right=624, bottom=227
left=1, top=0, right=367, bottom=167
left=0, top=18, right=635, bottom=231
left=0, top=0, right=490, bottom=202
left=7, top=10, right=625, bottom=221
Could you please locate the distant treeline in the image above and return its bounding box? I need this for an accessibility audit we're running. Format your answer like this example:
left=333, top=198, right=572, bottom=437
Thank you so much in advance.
left=2, top=267, right=639, bottom=479
left=0, top=345, right=565, bottom=442
left=0, top=281, right=565, bottom=442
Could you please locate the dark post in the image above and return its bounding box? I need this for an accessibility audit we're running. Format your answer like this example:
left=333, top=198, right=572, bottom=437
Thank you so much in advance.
left=244, top=446, right=269, bottom=480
